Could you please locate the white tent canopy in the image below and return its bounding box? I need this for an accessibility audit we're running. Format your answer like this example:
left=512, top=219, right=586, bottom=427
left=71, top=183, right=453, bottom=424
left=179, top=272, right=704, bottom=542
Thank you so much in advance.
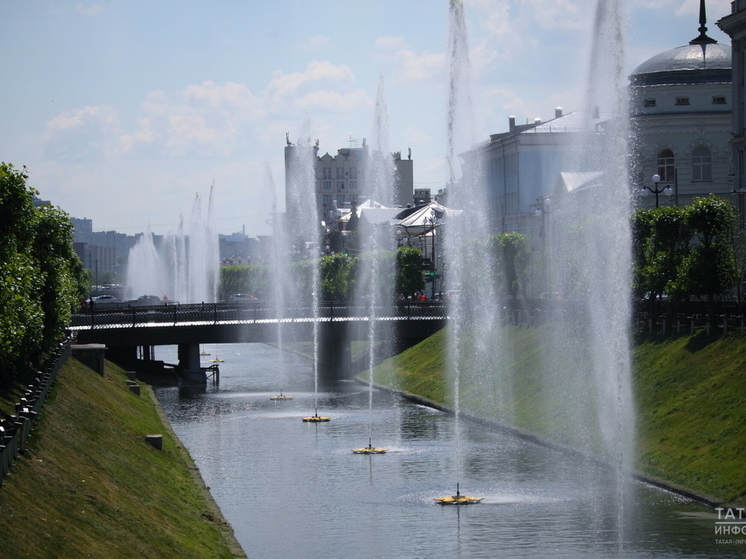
left=396, top=201, right=461, bottom=237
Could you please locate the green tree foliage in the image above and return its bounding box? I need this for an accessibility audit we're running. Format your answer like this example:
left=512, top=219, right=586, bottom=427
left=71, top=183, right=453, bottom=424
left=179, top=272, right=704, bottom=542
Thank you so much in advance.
left=0, top=163, right=87, bottom=387
left=676, top=195, right=738, bottom=305
left=487, top=232, right=529, bottom=299
left=320, top=253, right=357, bottom=301
left=632, top=196, right=738, bottom=308
left=219, top=265, right=269, bottom=300
left=395, top=246, right=424, bottom=296
left=631, top=206, right=690, bottom=300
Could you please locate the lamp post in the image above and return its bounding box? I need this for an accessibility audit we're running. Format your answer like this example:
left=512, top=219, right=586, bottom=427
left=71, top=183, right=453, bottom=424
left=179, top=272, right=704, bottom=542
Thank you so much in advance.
left=640, top=173, right=673, bottom=208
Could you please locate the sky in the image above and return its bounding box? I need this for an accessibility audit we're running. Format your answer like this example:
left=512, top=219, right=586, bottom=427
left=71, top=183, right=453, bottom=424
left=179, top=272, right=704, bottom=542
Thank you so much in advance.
left=0, top=0, right=734, bottom=238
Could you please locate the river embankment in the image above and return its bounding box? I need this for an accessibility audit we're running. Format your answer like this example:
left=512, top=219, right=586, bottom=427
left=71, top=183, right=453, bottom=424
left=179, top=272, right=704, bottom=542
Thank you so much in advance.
left=364, top=326, right=746, bottom=506
left=0, top=357, right=246, bottom=559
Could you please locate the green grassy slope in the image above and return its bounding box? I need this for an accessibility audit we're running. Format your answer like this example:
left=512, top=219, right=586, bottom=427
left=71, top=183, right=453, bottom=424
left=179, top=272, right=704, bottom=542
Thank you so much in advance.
left=369, top=326, right=746, bottom=505
left=0, top=358, right=246, bottom=559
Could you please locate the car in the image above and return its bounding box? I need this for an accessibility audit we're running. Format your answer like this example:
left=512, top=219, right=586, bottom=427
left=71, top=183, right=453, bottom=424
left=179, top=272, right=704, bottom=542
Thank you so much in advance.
left=229, top=294, right=259, bottom=303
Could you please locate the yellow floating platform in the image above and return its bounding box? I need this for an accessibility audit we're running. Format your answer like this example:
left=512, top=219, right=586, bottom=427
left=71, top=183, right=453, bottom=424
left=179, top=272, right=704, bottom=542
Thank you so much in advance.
left=434, top=495, right=483, bottom=505
left=270, top=394, right=293, bottom=400
left=352, top=446, right=387, bottom=454
left=434, top=484, right=482, bottom=505
left=302, top=415, right=330, bottom=422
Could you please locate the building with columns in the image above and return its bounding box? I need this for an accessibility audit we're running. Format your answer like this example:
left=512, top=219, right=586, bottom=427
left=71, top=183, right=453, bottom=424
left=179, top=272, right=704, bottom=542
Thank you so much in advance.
left=630, top=1, right=733, bottom=209
left=718, top=0, right=746, bottom=225
left=284, top=139, right=414, bottom=229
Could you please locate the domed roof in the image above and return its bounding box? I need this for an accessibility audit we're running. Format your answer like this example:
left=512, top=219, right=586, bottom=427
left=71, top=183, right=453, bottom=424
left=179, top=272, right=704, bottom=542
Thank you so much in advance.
left=630, top=1, right=731, bottom=86
left=630, top=42, right=731, bottom=85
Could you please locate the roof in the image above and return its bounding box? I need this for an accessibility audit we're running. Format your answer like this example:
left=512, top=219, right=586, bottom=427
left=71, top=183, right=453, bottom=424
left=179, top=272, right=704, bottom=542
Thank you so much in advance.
left=556, top=172, right=604, bottom=195
left=630, top=42, right=731, bottom=86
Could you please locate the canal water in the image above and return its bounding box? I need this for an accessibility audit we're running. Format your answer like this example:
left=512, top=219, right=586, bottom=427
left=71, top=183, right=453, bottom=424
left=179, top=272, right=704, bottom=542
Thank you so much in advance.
left=154, top=343, right=739, bottom=559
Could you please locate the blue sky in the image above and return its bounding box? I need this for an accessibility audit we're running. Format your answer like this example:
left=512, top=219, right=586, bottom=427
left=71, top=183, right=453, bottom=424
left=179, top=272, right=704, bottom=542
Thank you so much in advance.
left=0, top=0, right=733, bottom=237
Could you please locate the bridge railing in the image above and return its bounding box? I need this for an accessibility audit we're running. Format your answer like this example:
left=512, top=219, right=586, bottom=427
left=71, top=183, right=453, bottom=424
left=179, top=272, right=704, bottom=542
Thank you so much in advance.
left=71, top=300, right=449, bottom=328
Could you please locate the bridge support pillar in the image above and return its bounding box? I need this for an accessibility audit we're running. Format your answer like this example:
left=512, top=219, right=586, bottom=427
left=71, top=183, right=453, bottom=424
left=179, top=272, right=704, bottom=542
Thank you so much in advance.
left=178, top=343, right=205, bottom=384
left=318, top=323, right=351, bottom=383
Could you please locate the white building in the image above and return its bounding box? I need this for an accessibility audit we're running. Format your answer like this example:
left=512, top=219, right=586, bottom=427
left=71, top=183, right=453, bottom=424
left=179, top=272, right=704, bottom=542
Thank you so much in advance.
left=718, top=0, right=746, bottom=225
left=479, top=108, right=603, bottom=235
left=284, top=139, right=414, bottom=229
left=629, top=3, right=732, bottom=208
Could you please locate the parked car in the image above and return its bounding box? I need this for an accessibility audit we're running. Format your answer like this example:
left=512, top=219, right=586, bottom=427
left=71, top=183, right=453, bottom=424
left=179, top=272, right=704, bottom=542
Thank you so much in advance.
left=229, top=294, right=259, bottom=304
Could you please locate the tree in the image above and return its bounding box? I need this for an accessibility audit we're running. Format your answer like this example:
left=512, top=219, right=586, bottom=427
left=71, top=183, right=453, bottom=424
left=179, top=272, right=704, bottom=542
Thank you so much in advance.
left=395, top=246, right=424, bottom=297
left=675, top=195, right=738, bottom=314
left=631, top=206, right=690, bottom=302
left=0, top=163, right=86, bottom=387
left=487, top=232, right=529, bottom=299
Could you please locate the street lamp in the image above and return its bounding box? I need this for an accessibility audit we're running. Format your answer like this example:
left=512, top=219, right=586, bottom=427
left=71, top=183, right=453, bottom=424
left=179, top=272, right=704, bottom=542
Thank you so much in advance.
left=640, top=173, right=673, bottom=208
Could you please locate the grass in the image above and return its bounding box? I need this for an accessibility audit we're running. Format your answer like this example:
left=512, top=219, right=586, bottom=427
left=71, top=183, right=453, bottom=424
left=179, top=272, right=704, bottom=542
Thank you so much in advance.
left=0, top=358, right=246, bottom=559
left=368, top=325, right=746, bottom=505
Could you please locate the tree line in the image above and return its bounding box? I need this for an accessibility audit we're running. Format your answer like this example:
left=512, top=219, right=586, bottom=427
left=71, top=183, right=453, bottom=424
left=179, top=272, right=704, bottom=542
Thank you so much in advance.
left=632, top=194, right=739, bottom=307
left=0, top=164, right=87, bottom=388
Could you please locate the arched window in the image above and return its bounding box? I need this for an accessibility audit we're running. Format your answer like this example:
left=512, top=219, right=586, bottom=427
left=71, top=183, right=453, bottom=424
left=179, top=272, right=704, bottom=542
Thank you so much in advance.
left=657, top=149, right=675, bottom=182
left=692, top=146, right=712, bottom=181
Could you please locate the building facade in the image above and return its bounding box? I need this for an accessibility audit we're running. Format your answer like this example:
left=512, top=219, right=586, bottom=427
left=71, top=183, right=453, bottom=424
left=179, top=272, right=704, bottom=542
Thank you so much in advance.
left=285, top=139, right=414, bottom=229
left=480, top=109, right=603, bottom=235
left=630, top=4, right=733, bottom=209
left=718, top=0, right=746, bottom=224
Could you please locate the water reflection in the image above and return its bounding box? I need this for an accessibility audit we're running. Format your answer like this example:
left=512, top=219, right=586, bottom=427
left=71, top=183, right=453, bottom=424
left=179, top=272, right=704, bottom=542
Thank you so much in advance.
left=154, top=344, right=737, bottom=559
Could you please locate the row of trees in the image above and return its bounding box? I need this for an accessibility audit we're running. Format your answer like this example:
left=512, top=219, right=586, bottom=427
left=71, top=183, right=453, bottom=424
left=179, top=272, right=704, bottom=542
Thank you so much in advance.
left=0, top=164, right=88, bottom=388
left=632, top=194, right=739, bottom=306
left=218, top=233, right=532, bottom=304
left=219, top=246, right=427, bottom=303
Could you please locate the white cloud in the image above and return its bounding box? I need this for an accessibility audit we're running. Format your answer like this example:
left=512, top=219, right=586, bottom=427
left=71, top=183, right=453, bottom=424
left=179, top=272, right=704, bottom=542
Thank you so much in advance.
left=375, top=35, right=408, bottom=50
left=298, top=35, right=334, bottom=50
left=74, top=3, right=102, bottom=16
left=120, top=81, right=264, bottom=158
left=42, top=106, right=120, bottom=161
left=392, top=49, right=446, bottom=82
left=522, top=0, right=590, bottom=31
left=296, top=89, right=372, bottom=112
left=266, top=61, right=356, bottom=100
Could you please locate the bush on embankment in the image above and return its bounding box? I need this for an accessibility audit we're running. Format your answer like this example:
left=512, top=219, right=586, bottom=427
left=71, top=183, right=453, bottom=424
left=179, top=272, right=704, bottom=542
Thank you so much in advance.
left=368, top=326, right=746, bottom=505
left=0, top=357, right=245, bottom=559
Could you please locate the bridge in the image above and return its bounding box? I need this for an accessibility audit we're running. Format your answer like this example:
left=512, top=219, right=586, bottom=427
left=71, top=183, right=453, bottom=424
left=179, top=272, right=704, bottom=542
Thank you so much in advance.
left=72, top=301, right=447, bottom=383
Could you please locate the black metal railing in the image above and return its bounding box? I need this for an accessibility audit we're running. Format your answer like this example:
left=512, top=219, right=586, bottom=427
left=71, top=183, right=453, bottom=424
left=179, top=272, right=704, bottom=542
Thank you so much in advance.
left=71, top=301, right=450, bottom=329
left=1, top=335, right=73, bottom=486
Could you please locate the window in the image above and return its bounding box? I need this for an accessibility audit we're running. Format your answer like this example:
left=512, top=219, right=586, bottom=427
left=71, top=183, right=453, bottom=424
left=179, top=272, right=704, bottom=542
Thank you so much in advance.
left=337, top=181, right=345, bottom=191
left=323, top=181, right=332, bottom=190
left=323, top=167, right=332, bottom=179
left=644, top=99, right=656, bottom=108
left=657, top=149, right=675, bottom=182
left=692, top=146, right=712, bottom=181
left=350, top=167, right=358, bottom=179
left=675, top=97, right=690, bottom=106
left=337, top=195, right=345, bottom=205
left=712, top=96, right=727, bottom=105
left=323, top=195, right=332, bottom=205
left=336, top=167, right=344, bottom=179
left=349, top=180, right=357, bottom=190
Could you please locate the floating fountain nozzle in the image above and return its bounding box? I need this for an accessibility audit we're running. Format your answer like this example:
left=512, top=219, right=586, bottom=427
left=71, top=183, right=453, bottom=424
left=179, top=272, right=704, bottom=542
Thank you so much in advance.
left=434, top=483, right=483, bottom=505
left=302, top=407, right=330, bottom=422
left=270, top=390, right=293, bottom=401
left=352, top=437, right=387, bottom=454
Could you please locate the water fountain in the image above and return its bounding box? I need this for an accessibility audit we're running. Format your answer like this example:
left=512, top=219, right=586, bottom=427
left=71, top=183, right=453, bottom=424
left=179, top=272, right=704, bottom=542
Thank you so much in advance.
left=125, top=186, right=219, bottom=304
left=438, top=0, right=488, bottom=505
left=266, top=164, right=294, bottom=402
left=439, top=0, right=635, bottom=524
left=285, top=120, right=329, bottom=423
left=350, top=73, right=396, bottom=454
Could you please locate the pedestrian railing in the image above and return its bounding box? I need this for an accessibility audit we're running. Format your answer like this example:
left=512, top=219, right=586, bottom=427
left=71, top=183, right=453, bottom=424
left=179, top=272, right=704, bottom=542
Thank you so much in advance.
left=0, top=335, right=73, bottom=486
